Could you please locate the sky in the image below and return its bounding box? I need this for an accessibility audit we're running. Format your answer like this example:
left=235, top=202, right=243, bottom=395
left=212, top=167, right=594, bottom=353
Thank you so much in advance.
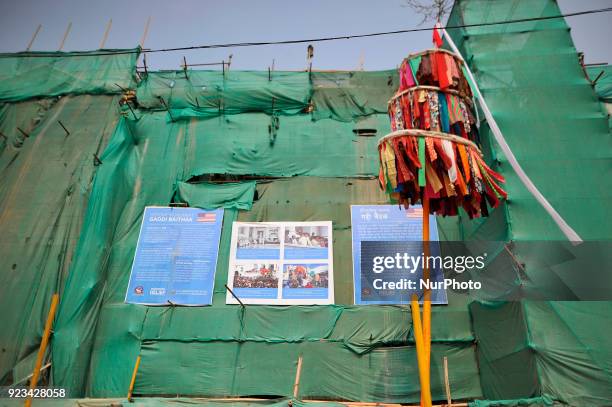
left=0, top=0, right=610, bottom=71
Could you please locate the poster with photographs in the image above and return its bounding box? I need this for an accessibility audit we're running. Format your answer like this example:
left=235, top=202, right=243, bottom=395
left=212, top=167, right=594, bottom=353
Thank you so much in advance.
left=227, top=221, right=333, bottom=305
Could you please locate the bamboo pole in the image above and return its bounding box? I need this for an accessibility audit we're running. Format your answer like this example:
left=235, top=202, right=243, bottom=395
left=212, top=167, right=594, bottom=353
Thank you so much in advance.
left=410, top=293, right=431, bottom=407
left=422, top=195, right=432, bottom=406
left=127, top=355, right=141, bottom=402
left=293, top=355, right=303, bottom=399
left=444, top=356, right=452, bottom=407
left=58, top=22, right=72, bottom=51
left=140, top=17, right=151, bottom=48
left=25, top=293, right=59, bottom=407
left=100, top=19, right=112, bottom=49
left=26, top=24, right=42, bottom=51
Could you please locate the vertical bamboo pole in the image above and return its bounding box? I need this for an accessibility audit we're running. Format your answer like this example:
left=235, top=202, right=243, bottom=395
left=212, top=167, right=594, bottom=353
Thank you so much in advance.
left=127, top=355, right=141, bottom=402
left=444, top=356, right=452, bottom=406
left=411, top=293, right=431, bottom=407
left=25, top=293, right=59, bottom=407
left=422, top=196, right=432, bottom=368
left=292, top=355, right=303, bottom=399
left=420, top=195, right=432, bottom=407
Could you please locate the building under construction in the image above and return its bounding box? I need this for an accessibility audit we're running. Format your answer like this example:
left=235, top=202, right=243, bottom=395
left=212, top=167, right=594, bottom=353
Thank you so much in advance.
left=0, top=0, right=611, bottom=406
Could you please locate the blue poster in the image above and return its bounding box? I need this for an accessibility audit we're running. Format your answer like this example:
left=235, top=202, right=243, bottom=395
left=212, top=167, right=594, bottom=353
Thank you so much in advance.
left=351, top=205, right=447, bottom=305
left=125, top=206, right=224, bottom=306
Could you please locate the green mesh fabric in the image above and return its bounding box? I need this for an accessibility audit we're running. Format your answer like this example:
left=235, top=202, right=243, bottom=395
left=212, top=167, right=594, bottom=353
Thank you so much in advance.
left=176, top=181, right=257, bottom=210
left=135, top=70, right=401, bottom=123
left=446, top=0, right=612, bottom=405
left=0, top=49, right=139, bottom=102
left=468, top=395, right=556, bottom=407
left=118, top=110, right=390, bottom=178
left=310, top=70, right=398, bottom=122
left=136, top=70, right=311, bottom=118
left=0, top=95, right=120, bottom=383
left=0, top=2, right=611, bottom=405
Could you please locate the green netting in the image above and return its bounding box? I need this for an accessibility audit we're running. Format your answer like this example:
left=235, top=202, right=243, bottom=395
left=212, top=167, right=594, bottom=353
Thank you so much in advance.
left=122, top=110, right=390, bottom=178
left=1, top=1, right=611, bottom=404
left=310, top=70, right=398, bottom=122
left=468, top=395, right=556, bottom=407
left=16, top=398, right=563, bottom=407
left=0, top=398, right=349, bottom=407
left=176, top=181, right=257, bottom=210
left=135, top=341, right=480, bottom=402
left=447, top=0, right=612, bottom=405
left=447, top=0, right=611, bottom=241
left=136, top=70, right=311, bottom=118
left=0, top=49, right=139, bottom=102
left=0, top=95, right=120, bottom=383
left=470, top=301, right=612, bottom=406
left=135, top=70, right=400, bottom=123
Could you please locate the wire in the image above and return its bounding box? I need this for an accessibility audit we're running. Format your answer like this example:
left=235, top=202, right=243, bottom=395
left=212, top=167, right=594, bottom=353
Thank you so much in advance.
left=2, top=6, right=611, bottom=58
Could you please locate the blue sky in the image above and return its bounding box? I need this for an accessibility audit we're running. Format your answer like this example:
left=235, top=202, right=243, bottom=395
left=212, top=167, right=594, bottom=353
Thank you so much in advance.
left=0, top=0, right=610, bottom=70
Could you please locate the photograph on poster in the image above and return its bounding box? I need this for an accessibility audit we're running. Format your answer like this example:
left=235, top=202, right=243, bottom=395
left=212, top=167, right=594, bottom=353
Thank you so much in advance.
left=284, top=225, right=329, bottom=259
left=231, top=263, right=279, bottom=299
left=282, top=264, right=329, bottom=299
left=236, top=225, right=280, bottom=259
left=283, top=264, right=329, bottom=288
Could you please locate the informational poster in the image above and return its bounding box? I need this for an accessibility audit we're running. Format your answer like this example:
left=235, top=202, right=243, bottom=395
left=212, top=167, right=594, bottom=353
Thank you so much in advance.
left=226, top=221, right=334, bottom=305
left=125, top=206, right=224, bottom=306
left=351, top=205, right=447, bottom=305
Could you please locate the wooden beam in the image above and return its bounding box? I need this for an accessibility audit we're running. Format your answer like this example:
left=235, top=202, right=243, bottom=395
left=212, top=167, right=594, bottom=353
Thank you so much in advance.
left=422, top=196, right=432, bottom=406
left=127, top=355, right=141, bottom=402
left=24, top=294, right=59, bottom=407
left=292, top=355, right=303, bottom=399
left=100, top=19, right=112, bottom=49
left=58, top=22, right=72, bottom=50
left=26, top=24, right=42, bottom=51
left=140, top=16, right=151, bottom=48
left=444, top=356, right=452, bottom=407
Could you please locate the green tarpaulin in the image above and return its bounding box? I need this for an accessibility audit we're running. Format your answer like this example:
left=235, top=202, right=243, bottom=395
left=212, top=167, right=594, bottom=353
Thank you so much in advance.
left=0, top=1, right=611, bottom=405
left=446, top=0, right=612, bottom=405
left=0, top=49, right=140, bottom=102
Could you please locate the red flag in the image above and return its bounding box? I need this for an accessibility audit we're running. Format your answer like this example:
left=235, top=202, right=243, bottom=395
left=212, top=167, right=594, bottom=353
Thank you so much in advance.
left=433, top=24, right=443, bottom=47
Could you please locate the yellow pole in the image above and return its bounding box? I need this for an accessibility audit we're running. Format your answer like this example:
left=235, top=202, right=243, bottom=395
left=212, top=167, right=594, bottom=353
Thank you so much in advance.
left=411, top=293, right=432, bottom=407
left=422, top=196, right=432, bottom=374
left=127, top=355, right=142, bottom=402
left=25, top=293, right=59, bottom=407
left=418, top=195, right=433, bottom=406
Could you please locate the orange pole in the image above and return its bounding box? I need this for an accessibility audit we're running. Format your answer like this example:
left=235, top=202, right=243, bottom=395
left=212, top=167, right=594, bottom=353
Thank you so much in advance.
left=25, top=293, right=59, bottom=407
left=127, top=355, right=142, bottom=402
left=411, top=293, right=432, bottom=407
left=422, top=196, right=431, bottom=365
left=421, top=195, right=432, bottom=406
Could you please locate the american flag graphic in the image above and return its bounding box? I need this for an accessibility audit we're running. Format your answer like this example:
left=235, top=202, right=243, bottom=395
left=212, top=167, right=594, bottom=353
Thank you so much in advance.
left=197, top=212, right=217, bottom=222
left=406, top=207, right=423, bottom=218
